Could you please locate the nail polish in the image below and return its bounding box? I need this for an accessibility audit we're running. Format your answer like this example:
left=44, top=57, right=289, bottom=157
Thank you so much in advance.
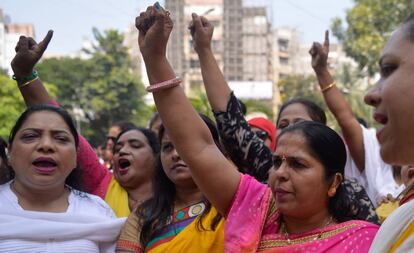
left=155, top=2, right=161, bottom=10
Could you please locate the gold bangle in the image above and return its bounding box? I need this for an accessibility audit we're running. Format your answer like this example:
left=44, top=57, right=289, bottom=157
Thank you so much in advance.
left=321, top=82, right=336, bottom=92
left=18, top=77, right=39, bottom=88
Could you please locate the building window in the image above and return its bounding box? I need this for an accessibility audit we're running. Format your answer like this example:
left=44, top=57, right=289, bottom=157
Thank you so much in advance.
left=278, top=39, right=289, bottom=52
left=190, top=59, right=200, bottom=69
left=279, top=56, right=289, bottom=66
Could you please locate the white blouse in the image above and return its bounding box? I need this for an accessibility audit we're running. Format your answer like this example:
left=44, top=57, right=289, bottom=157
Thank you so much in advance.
left=0, top=182, right=126, bottom=253
left=344, top=124, right=403, bottom=206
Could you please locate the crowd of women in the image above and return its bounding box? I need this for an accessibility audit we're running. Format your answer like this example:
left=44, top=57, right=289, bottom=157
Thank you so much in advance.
left=0, top=2, right=413, bottom=252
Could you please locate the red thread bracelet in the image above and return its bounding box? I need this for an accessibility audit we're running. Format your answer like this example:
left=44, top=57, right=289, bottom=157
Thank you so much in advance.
left=146, top=77, right=182, bottom=93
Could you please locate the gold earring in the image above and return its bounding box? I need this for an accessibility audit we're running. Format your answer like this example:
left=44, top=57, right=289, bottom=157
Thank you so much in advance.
left=328, top=188, right=336, bottom=197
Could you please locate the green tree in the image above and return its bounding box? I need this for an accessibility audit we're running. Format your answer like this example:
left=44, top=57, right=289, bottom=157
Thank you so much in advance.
left=333, top=64, right=374, bottom=126
left=331, top=0, right=414, bottom=76
left=0, top=74, right=57, bottom=139
left=278, top=69, right=375, bottom=129
left=189, top=87, right=214, bottom=119
left=278, top=74, right=340, bottom=130
left=37, top=57, right=92, bottom=109
left=278, top=74, right=325, bottom=109
left=243, top=100, right=273, bottom=119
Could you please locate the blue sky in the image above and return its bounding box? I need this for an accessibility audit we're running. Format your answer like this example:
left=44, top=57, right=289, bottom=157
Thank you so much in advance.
left=1, top=0, right=353, bottom=55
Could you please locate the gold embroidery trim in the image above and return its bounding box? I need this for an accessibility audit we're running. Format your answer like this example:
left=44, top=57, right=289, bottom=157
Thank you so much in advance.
left=259, top=223, right=358, bottom=249
left=266, top=197, right=278, bottom=218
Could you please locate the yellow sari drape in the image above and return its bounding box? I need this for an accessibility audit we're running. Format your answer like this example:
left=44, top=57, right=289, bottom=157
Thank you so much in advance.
left=389, top=220, right=414, bottom=253
left=104, top=178, right=130, bottom=218
left=116, top=207, right=224, bottom=253
left=147, top=208, right=224, bottom=253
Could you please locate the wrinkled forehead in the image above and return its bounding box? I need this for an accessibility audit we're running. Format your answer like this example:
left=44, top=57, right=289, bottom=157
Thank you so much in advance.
left=274, top=131, right=309, bottom=155
left=278, top=103, right=312, bottom=122
left=118, top=129, right=148, bottom=144
left=20, top=111, right=70, bottom=132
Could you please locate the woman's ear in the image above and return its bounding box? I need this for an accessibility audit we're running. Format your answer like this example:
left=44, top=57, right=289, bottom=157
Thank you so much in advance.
left=328, top=173, right=343, bottom=197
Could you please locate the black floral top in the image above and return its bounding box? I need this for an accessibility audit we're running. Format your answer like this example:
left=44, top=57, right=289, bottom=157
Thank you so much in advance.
left=214, top=92, right=272, bottom=182
left=213, top=92, right=380, bottom=224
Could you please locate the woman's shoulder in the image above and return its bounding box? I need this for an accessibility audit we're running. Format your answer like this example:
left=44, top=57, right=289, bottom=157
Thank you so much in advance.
left=0, top=181, right=17, bottom=206
left=0, top=181, right=11, bottom=192
left=69, top=189, right=116, bottom=218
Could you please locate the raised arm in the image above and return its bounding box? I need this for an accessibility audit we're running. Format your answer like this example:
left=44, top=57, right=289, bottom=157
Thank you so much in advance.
left=10, top=31, right=111, bottom=196
left=189, top=14, right=273, bottom=181
left=137, top=5, right=240, bottom=215
left=189, top=14, right=230, bottom=111
left=310, top=31, right=364, bottom=172
left=11, top=31, right=54, bottom=106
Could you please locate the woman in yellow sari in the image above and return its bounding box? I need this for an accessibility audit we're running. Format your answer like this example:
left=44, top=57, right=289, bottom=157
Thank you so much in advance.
left=116, top=115, right=224, bottom=253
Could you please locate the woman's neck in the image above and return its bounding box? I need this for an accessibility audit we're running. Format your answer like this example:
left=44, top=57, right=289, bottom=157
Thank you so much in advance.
left=283, top=209, right=334, bottom=234
left=125, top=180, right=153, bottom=210
left=11, top=180, right=69, bottom=212
left=174, top=184, right=204, bottom=210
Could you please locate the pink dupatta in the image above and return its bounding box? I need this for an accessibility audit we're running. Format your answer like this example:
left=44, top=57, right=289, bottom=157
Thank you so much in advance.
left=225, top=174, right=379, bottom=253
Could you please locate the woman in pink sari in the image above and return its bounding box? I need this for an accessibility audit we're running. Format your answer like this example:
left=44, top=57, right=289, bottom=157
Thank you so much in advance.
left=225, top=121, right=378, bottom=252
left=137, top=5, right=379, bottom=252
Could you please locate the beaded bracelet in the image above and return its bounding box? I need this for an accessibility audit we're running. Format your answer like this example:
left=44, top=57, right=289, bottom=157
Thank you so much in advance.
left=12, top=70, right=39, bottom=82
left=321, top=82, right=336, bottom=93
left=146, top=77, right=182, bottom=93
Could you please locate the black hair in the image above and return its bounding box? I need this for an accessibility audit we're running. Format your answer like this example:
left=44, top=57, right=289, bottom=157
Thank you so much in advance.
left=112, top=121, right=136, bottom=133
left=113, top=126, right=160, bottom=155
left=148, top=112, right=161, bottom=130
left=137, top=114, right=223, bottom=247
left=0, top=138, right=9, bottom=184
left=3, top=105, right=83, bottom=191
left=276, top=98, right=327, bottom=126
left=277, top=121, right=355, bottom=222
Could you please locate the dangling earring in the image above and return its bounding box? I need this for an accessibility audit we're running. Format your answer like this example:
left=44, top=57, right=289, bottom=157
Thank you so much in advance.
left=328, top=187, right=336, bottom=197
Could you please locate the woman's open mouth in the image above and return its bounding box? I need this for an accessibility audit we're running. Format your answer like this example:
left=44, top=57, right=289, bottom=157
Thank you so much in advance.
left=118, top=158, right=131, bottom=175
left=32, top=157, right=58, bottom=175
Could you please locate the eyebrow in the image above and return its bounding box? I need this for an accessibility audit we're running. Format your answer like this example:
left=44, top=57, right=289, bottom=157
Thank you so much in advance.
left=116, top=138, right=144, bottom=145
left=273, top=154, right=304, bottom=160
left=161, top=140, right=173, bottom=145
left=128, top=139, right=144, bottom=143
left=21, top=128, right=71, bottom=135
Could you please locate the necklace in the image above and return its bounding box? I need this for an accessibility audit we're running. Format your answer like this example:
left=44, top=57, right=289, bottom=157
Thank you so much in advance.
left=280, top=216, right=334, bottom=245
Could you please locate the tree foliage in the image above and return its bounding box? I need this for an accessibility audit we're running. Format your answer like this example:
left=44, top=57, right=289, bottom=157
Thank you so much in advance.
left=333, top=64, right=374, bottom=126
left=278, top=74, right=325, bottom=109
left=277, top=71, right=374, bottom=130
left=0, top=74, right=57, bottom=139
left=331, top=0, right=414, bottom=76
left=188, top=87, right=214, bottom=119
left=244, top=100, right=273, bottom=119
left=37, top=28, right=150, bottom=147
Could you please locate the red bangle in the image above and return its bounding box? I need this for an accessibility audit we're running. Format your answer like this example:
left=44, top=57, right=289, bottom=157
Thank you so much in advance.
left=146, top=77, right=182, bottom=93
